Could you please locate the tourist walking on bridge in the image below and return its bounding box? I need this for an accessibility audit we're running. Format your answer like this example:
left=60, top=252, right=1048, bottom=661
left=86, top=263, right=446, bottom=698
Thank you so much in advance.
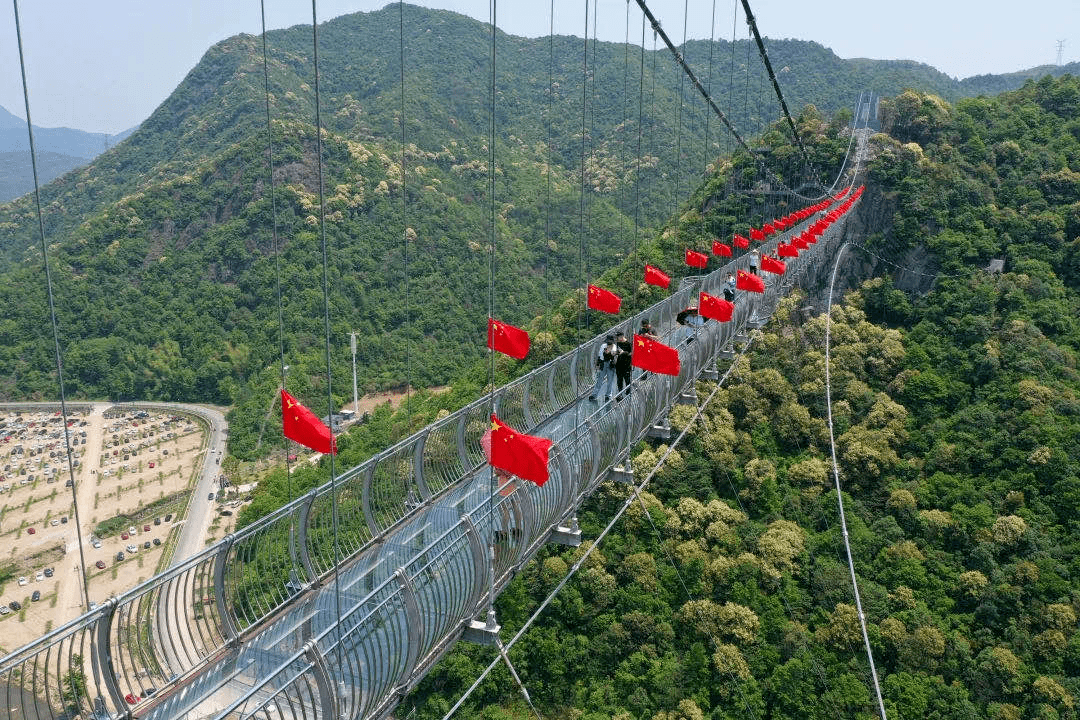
left=614, top=331, right=633, bottom=400
left=589, top=335, right=619, bottom=403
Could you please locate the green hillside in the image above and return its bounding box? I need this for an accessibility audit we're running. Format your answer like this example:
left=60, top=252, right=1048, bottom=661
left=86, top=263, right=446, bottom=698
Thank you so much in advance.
left=372, top=76, right=1080, bottom=719
left=0, top=5, right=1076, bottom=460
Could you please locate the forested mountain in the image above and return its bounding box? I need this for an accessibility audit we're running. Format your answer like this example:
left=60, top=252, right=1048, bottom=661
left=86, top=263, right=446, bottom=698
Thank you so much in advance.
left=0, top=4, right=1075, bottom=459
left=360, top=75, right=1077, bottom=719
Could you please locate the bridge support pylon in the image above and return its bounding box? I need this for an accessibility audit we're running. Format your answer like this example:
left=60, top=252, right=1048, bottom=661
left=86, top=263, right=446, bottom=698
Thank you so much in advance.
left=549, top=515, right=582, bottom=546
left=700, top=366, right=719, bottom=381
left=463, top=616, right=502, bottom=646
left=647, top=418, right=672, bottom=440
left=609, top=456, right=634, bottom=484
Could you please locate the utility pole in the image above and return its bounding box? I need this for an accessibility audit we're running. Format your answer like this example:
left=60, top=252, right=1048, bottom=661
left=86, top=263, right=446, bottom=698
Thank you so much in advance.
left=350, top=331, right=358, bottom=414
left=1057, top=40, right=1066, bottom=67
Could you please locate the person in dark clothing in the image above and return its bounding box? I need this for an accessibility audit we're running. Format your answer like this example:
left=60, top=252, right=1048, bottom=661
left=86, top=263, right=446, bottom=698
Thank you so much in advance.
left=723, top=273, right=736, bottom=303
left=614, top=331, right=633, bottom=399
left=639, top=319, right=659, bottom=339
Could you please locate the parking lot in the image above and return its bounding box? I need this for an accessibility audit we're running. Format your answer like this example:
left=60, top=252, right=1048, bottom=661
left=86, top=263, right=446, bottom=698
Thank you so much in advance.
left=0, top=406, right=209, bottom=653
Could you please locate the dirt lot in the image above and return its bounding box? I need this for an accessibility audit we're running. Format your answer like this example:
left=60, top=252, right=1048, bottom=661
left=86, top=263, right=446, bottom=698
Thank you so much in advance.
left=0, top=406, right=208, bottom=653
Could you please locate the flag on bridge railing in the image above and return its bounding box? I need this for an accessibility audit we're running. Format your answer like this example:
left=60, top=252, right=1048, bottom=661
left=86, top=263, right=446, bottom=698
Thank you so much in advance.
left=699, top=292, right=733, bottom=322
left=761, top=255, right=787, bottom=274
left=749, top=227, right=765, bottom=241
left=488, top=317, right=530, bottom=359
left=685, top=249, right=709, bottom=268
left=281, top=389, right=337, bottom=455
left=712, top=240, right=732, bottom=257
left=736, top=269, right=765, bottom=293
left=632, top=334, right=680, bottom=376
left=763, top=222, right=776, bottom=236
left=732, top=233, right=749, bottom=249
left=645, top=264, right=671, bottom=289
left=587, top=284, right=622, bottom=314
left=488, top=414, right=551, bottom=486
left=777, top=242, right=798, bottom=258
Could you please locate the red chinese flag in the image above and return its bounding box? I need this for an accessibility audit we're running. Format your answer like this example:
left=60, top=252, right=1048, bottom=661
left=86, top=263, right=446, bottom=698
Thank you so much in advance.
left=488, top=317, right=530, bottom=360
left=587, top=284, right=622, bottom=314
left=281, top=389, right=337, bottom=455
left=736, top=269, right=765, bottom=293
left=732, top=233, right=749, bottom=249
left=644, top=264, right=671, bottom=289
left=793, top=235, right=809, bottom=251
left=631, top=334, right=681, bottom=376
left=699, top=292, right=733, bottom=322
left=712, top=240, right=732, bottom=257
left=489, top=414, right=551, bottom=486
left=774, top=218, right=788, bottom=231
left=749, top=227, right=765, bottom=241
left=763, top=223, right=776, bottom=236
left=761, top=255, right=787, bottom=274
left=685, top=249, right=709, bottom=268
left=777, top=242, right=798, bottom=258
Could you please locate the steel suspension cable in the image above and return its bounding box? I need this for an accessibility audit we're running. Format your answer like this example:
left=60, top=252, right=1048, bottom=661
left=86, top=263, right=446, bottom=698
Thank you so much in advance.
left=672, top=0, right=688, bottom=264
left=441, top=338, right=758, bottom=720
left=577, top=0, right=589, bottom=333
left=544, top=0, right=553, bottom=251
left=704, top=0, right=717, bottom=173
left=823, top=243, right=888, bottom=720
left=11, top=0, right=92, bottom=615
left=738, top=0, right=816, bottom=180
left=485, top=0, right=499, bottom=629
left=308, top=0, right=345, bottom=667
left=399, top=0, right=412, bottom=425
left=633, top=10, right=646, bottom=302
left=258, top=0, right=296, bottom=505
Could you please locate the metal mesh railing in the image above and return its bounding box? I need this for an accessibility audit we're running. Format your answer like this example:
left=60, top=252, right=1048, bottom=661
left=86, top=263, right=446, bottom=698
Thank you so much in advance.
left=1, top=191, right=859, bottom=720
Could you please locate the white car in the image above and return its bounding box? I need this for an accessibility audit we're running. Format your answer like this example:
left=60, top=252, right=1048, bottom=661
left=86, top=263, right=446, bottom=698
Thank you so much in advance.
left=35, top=571, right=44, bottom=581
left=50, top=518, right=59, bottom=526
left=0, top=606, right=8, bottom=615
left=91, top=540, right=102, bottom=549
left=128, top=526, right=136, bottom=535
left=126, top=545, right=137, bottom=554
left=17, top=577, right=27, bottom=586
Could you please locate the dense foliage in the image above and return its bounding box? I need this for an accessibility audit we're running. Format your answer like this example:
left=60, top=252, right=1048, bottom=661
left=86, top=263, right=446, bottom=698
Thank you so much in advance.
left=394, top=77, right=1080, bottom=719
left=1, top=6, right=1076, bottom=461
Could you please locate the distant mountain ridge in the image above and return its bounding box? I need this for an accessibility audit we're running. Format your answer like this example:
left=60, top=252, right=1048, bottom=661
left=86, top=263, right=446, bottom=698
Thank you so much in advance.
left=0, top=104, right=135, bottom=201
left=0, top=4, right=1076, bottom=457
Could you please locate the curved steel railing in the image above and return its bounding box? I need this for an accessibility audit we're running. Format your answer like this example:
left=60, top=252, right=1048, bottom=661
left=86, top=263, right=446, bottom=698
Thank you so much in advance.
left=1, top=182, right=861, bottom=720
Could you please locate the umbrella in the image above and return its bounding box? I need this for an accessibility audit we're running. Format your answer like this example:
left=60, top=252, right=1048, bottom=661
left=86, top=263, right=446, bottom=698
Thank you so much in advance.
left=676, top=307, right=701, bottom=325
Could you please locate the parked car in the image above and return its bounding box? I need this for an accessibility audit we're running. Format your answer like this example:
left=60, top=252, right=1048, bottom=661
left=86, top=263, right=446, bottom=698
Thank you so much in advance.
left=95, top=560, right=106, bottom=570
left=91, top=539, right=102, bottom=549
left=128, top=526, right=136, bottom=535
left=60, top=516, right=67, bottom=524
left=220, top=510, right=232, bottom=517
left=165, top=514, right=172, bottom=522
left=208, top=492, right=214, bottom=501
left=121, top=533, right=129, bottom=540
left=143, top=524, right=150, bottom=532
left=26, top=527, right=35, bottom=535
left=126, top=545, right=137, bottom=554
left=142, top=541, right=150, bottom=549
left=154, top=517, right=161, bottom=525
left=17, top=576, right=27, bottom=586
left=44, top=567, right=53, bottom=578
left=50, top=518, right=59, bottom=526
left=0, top=606, right=9, bottom=615
left=115, top=552, right=125, bottom=562
left=31, top=591, right=40, bottom=602
left=149, top=462, right=155, bottom=468
left=153, top=538, right=161, bottom=546
left=9, top=601, right=21, bottom=611
left=35, top=571, right=44, bottom=581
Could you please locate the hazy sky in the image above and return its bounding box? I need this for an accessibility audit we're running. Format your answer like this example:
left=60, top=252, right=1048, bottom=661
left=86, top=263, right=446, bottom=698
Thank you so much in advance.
left=1, top=0, right=1075, bottom=134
